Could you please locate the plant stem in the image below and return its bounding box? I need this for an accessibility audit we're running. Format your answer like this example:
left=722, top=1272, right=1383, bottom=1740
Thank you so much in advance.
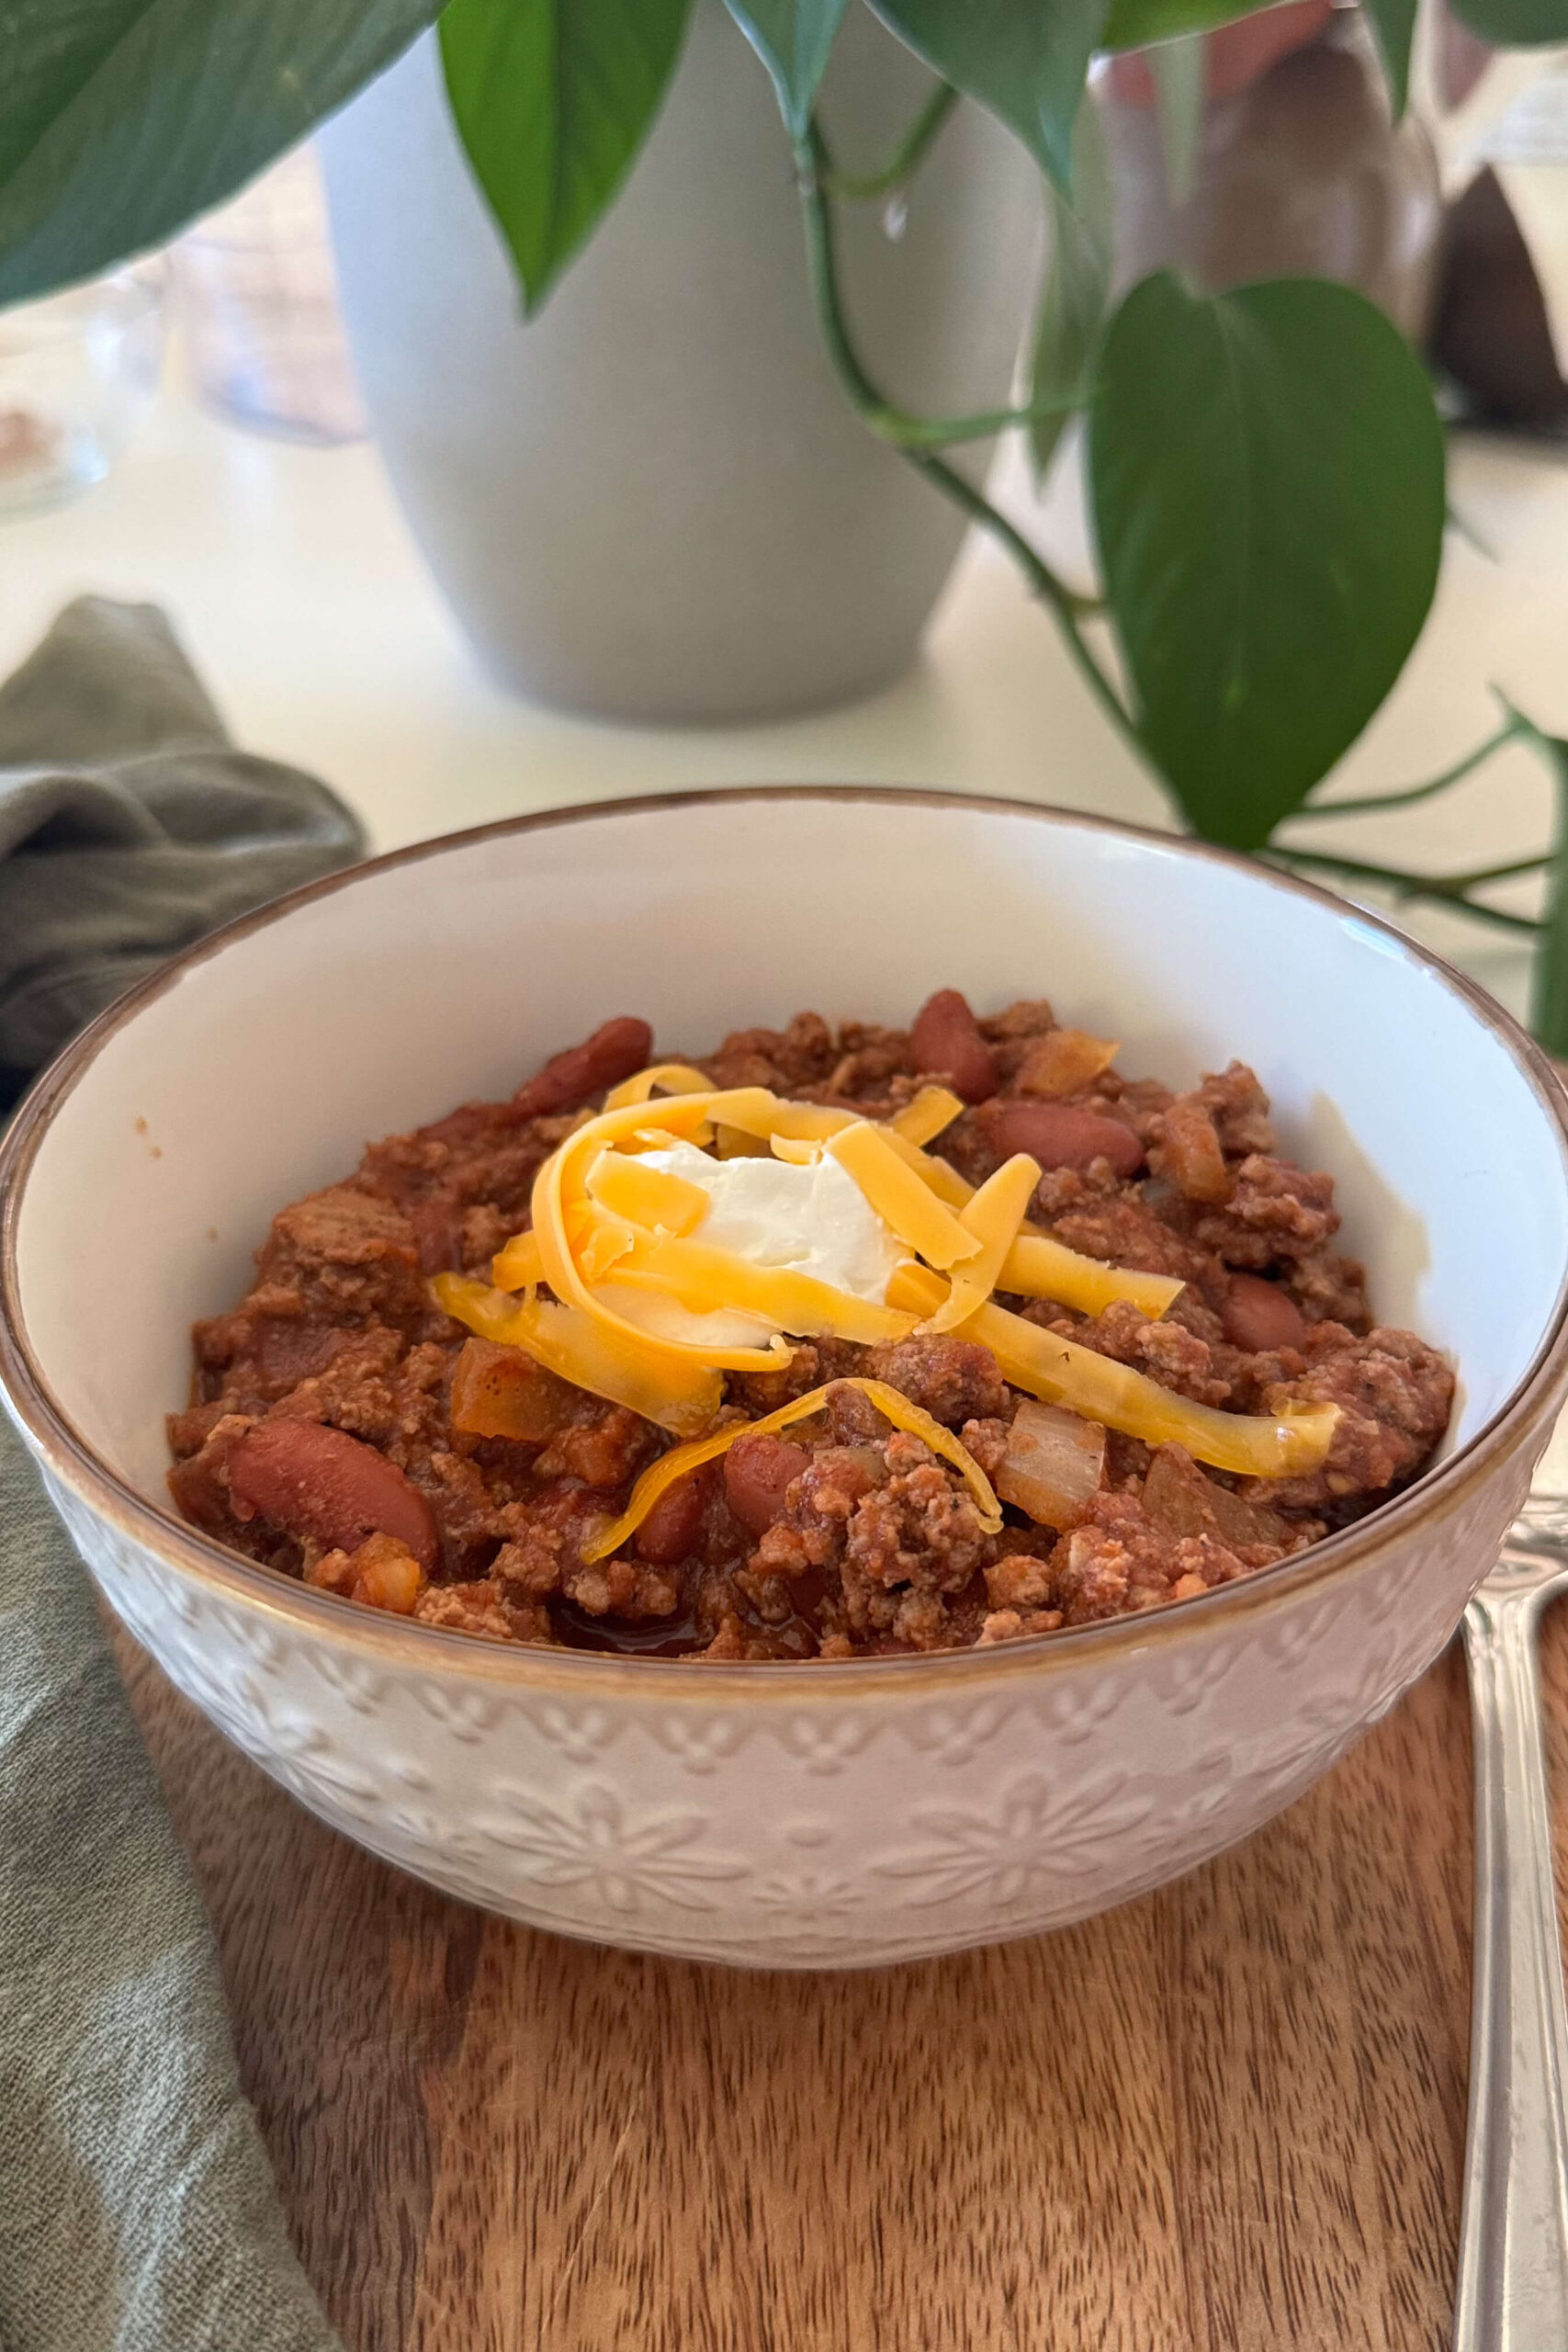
left=824, top=82, right=960, bottom=200
left=1447, top=854, right=1551, bottom=888
left=795, top=120, right=1145, bottom=747
left=1268, top=845, right=1542, bottom=935
left=886, top=399, right=1081, bottom=449
left=906, top=446, right=1135, bottom=724
left=1290, top=716, right=1525, bottom=820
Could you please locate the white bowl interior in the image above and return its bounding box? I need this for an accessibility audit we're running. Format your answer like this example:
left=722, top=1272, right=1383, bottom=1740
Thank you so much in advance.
left=12, top=797, right=1568, bottom=1505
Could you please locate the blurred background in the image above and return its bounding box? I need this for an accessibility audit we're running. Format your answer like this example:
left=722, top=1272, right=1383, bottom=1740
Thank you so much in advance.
left=3, top=14, right=1566, bottom=1019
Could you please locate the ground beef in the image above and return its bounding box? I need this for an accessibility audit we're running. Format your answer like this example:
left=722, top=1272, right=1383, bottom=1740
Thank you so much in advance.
left=862, top=1335, right=1010, bottom=1427
left=1247, top=1325, right=1455, bottom=1515
left=701, top=1011, right=840, bottom=1093
left=169, top=1001, right=1455, bottom=1659
left=1051, top=1489, right=1255, bottom=1624
left=1044, top=1193, right=1218, bottom=1285
left=1183, top=1152, right=1340, bottom=1266
left=1033, top=1297, right=1234, bottom=1408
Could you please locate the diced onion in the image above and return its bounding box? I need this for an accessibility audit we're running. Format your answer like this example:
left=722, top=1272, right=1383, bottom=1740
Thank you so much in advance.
left=995, top=1399, right=1106, bottom=1528
left=449, top=1337, right=573, bottom=1442
left=1017, top=1029, right=1120, bottom=1098
left=432, top=1272, right=722, bottom=1434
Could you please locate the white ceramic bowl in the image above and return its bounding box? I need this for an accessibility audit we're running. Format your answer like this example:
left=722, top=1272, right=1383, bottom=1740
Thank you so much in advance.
left=5, top=792, right=1568, bottom=1969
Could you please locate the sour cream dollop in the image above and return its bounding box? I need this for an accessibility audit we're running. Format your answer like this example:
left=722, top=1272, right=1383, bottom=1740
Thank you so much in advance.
left=592, top=1137, right=905, bottom=1351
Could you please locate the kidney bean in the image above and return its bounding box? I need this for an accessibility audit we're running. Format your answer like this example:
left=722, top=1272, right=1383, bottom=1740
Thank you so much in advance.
left=724, top=1434, right=811, bottom=1539
left=513, top=1016, right=654, bottom=1118
left=229, top=1419, right=439, bottom=1571
left=1221, top=1273, right=1307, bottom=1355
left=909, top=989, right=998, bottom=1104
left=977, top=1099, right=1144, bottom=1177
left=635, top=1466, right=710, bottom=1564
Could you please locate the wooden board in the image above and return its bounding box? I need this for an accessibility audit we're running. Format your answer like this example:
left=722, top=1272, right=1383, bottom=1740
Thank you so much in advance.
left=114, top=1603, right=1568, bottom=2352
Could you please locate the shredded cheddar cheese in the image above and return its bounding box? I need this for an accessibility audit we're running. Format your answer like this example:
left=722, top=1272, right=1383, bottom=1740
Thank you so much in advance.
left=889, top=1086, right=964, bottom=1146
left=606, top=1231, right=917, bottom=1345
left=531, top=1091, right=793, bottom=1375
left=437, top=1069, right=1336, bottom=1501
left=825, top=1119, right=981, bottom=1271
left=888, top=1264, right=1337, bottom=1477
left=928, top=1152, right=1041, bottom=1333
left=491, top=1228, right=544, bottom=1291
left=583, top=1376, right=1003, bottom=1563
left=432, top=1272, right=722, bottom=1434
left=585, top=1148, right=710, bottom=1236
left=998, top=1234, right=1183, bottom=1322
left=875, top=1122, right=1182, bottom=1318
left=604, top=1061, right=712, bottom=1110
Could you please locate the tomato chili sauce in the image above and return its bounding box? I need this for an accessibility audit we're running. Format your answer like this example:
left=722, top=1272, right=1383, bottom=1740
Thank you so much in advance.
left=167, top=994, right=1453, bottom=1660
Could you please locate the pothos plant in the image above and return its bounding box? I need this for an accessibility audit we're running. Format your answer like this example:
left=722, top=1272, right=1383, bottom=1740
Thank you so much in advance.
left=4, top=0, right=1567, bottom=1033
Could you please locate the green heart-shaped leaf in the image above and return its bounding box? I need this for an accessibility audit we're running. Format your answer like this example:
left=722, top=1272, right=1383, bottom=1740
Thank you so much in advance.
left=1089, top=272, right=1446, bottom=849
left=1100, top=0, right=1272, bottom=50
left=723, top=0, right=850, bottom=138
left=1101, top=0, right=1417, bottom=116
left=1450, top=0, right=1568, bottom=43
left=440, top=0, right=693, bottom=315
left=869, top=0, right=1109, bottom=189
left=1361, top=0, right=1417, bottom=113
left=0, top=0, right=443, bottom=307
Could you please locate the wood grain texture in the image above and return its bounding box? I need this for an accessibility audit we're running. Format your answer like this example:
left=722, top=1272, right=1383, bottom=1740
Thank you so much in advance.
left=111, top=1605, right=1568, bottom=2352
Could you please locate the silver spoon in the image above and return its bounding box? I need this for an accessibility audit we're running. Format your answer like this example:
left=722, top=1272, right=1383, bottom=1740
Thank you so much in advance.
left=1454, top=1482, right=1568, bottom=2351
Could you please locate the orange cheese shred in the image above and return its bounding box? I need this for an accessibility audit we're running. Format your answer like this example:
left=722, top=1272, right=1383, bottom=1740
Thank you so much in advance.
left=531, top=1092, right=792, bottom=1374
left=604, top=1062, right=713, bottom=1110
left=877, top=1126, right=1182, bottom=1319
left=583, top=1375, right=1002, bottom=1562
left=825, top=1119, right=981, bottom=1270
left=608, top=1231, right=917, bottom=1344
left=889, top=1085, right=964, bottom=1147
left=431, top=1273, right=722, bottom=1435
left=491, top=1228, right=544, bottom=1292
left=998, top=1235, right=1183, bottom=1322
left=927, top=1151, right=1041, bottom=1333
left=585, top=1148, right=710, bottom=1236
left=889, top=1264, right=1336, bottom=1477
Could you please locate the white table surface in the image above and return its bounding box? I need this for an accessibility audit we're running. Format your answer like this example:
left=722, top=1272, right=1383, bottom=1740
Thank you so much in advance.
left=5, top=191, right=1568, bottom=1025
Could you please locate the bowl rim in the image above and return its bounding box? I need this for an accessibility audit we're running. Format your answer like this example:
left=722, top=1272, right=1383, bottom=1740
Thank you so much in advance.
left=5, top=782, right=1567, bottom=1702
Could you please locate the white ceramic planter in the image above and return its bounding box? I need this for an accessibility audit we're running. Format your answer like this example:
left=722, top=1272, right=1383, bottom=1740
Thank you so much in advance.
left=5, top=794, right=1568, bottom=1968
left=319, top=8, right=1039, bottom=721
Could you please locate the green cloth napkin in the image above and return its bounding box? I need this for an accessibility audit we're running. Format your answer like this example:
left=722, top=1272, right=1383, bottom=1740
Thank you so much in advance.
left=0, top=1422, right=347, bottom=2352
left=0, top=599, right=358, bottom=2352
left=0, top=597, right=363, bottom=1112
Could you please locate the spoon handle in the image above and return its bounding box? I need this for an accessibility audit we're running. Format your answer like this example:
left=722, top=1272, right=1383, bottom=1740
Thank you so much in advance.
left=1455, top=1584, right=1568, bottom=2352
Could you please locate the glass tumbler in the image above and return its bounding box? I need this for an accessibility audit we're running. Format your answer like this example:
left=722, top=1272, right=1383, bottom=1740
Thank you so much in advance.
left=0, top=266, right=164, bottom=516
left=174, top=146, right=367, bottom=446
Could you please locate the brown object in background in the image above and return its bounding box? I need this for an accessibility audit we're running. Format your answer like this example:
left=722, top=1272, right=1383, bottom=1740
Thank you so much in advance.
left=1101, top=15, right=1444, bottom=342
left=0, top=407, right=62, bottom=481
left=1429, top=165, right=1568, bottom=429
left=1439, top=6, right=1495, bottom=106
